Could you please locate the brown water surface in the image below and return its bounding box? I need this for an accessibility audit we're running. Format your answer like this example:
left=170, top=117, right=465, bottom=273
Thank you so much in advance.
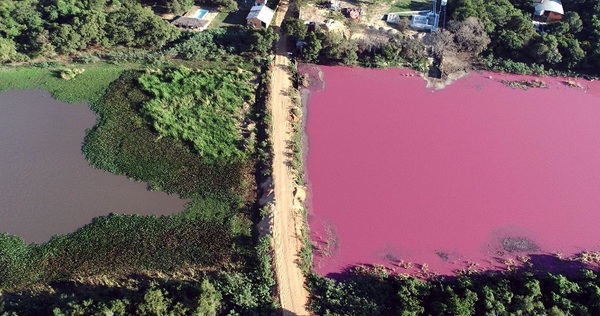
left=0, top=90, right=187, bottom=243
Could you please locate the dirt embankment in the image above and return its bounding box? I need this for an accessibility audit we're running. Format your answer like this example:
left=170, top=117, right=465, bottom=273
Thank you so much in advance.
left=269, top=1, right=311, bottom=315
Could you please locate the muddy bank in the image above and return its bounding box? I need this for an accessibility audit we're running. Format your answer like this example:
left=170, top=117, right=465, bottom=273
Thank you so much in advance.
left=0, top=90, right=188, bottom=243
left=297, top=64, right=328, bottom=215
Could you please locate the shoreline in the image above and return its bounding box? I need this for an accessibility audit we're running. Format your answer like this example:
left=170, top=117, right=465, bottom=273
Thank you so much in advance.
left=302, top=66, right=597, bottom=274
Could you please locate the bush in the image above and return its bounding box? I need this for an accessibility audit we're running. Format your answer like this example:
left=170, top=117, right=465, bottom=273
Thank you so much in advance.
left=74, top=54, right=101, bottom=64
left=167, top=29, right=226, bottom=60
left=83, top=71, right=253, bottom=199
left=60, top=68, right=85, bottom=80
left=138, top=67, right=256, bottom=164
left=102, top=50, right=165, bottom=64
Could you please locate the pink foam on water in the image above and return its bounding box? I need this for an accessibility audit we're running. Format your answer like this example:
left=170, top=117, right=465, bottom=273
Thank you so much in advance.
left=305, top=66, right=600, bottom=277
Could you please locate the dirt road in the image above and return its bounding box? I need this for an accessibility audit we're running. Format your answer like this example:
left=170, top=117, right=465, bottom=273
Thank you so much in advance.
left=269, top=1, right=311, bottom=315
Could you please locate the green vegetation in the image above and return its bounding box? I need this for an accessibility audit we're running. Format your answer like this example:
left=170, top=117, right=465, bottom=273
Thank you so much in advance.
left=0, top=66, right=277, bottom=313
left=0, top=214, right=231, bottom=289
left=0, top=65, right=124, bottom=104
left=209, top=0, right=252, bottom=28
left=163, top=0, right=195, bottom=15
left=0, top=69, right=255, bottom=288
left=0, top=239, right=276, bottom=315
left=0, top=0, right=179, bottom=61
left=83, top=71, right=254, bottom=200
left=281, top=17, right=427, bottom=68
left=0, top=0, right=282, bottom=312
left=285, top=0, right=600, bottom=75
left=138, top=67, right=256, bottom=164
left=286, top=61, right=305, bottom=186
left=309, top=267, right=600, bottom=315
left=389, top=0, right=432, bottom=12
left=0, top=276, right=221, bottom=315
left=448, top=0, right=600, bottom=75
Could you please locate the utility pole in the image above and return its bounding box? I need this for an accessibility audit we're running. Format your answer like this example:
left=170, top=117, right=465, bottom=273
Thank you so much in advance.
left=440, top=0, right=447, bottom=29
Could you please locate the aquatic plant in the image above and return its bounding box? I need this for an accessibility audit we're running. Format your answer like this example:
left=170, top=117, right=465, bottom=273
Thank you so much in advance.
left=138, top=67, right=256, bottom=165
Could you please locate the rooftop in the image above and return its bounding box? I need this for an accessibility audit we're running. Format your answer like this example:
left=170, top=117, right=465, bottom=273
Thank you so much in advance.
left=171, top=16, right=210, bottom=29
left=247, top=5, right=275, bottom=24
left=535, top=0, right=564, bottom=15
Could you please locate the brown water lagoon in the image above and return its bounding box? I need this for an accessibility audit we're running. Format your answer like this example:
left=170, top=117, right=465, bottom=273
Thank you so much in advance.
left=304, top=66, right=600, bottom=277
left=0, top=90, right=187, bottom=243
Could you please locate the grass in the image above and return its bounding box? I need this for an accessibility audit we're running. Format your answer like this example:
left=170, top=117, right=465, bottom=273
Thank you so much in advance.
left=0, top=64, right=126, bottom=104
left=209, top=0, right=253, bottom=28
left=138, top=67, right=256, bottom=164
left=390, top=0, right=432, bottom=12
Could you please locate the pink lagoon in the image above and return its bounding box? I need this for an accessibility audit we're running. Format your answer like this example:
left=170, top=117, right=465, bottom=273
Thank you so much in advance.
left=305, top=65, right=600, bottom=277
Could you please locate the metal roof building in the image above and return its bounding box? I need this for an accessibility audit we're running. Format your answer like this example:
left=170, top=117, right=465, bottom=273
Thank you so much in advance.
left=535, top=0, right=564, bottom=15
left=534, top=0, right=564, bottom=23
left=247, top=5, right=275, bottom=28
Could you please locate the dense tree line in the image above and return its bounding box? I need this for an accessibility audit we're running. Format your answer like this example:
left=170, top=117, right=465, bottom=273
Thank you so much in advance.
left=448, top=0, right=600, bottom=74
left=283, top=0, right=600, bottom=75
left=282, top=17, right=430, bottom=68
left=0, top=238, right=276, bottom=315
left=0, top=0, right=180, bottom=62
left=309, top=267, right=600, bottom=315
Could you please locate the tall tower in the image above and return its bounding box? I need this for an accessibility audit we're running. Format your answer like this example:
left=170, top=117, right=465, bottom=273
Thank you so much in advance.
left=440, top=0, right=448, bottom=29
left=432, top=0, right=437, bottom=30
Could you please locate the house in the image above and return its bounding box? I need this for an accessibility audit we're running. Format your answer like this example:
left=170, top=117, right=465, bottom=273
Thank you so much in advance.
left=534, top=0, right=564, bottom=24
left=247, top=5, right=275, bottom=28
left=410, top=12, right=439, bottom=31
left=171, top=16, right=210, bottom=30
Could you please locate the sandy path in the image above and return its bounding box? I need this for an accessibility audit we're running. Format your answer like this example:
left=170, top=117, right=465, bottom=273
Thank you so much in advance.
left=270, top=1, right=311, bottom=315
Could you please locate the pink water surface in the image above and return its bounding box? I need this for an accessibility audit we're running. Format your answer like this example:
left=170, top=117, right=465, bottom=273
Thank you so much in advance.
left=305, top=66, right=600, bottom=277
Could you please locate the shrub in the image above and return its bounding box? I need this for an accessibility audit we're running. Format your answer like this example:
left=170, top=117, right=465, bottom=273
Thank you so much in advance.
left=60, top=68, right=85, bottom=80
left=138, top=67, right=256, bottom=164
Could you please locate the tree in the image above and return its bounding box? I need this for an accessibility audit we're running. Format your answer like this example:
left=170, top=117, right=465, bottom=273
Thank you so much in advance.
left=281, top=17, right=308, bottom=41
left=0, top=37, right=23, bottom=62
left=196, top=279, right=221, bottom=316
left=558, top=37, right=585, bottom=68
left=430, top=29, right=456, bottom=59
left=51, top=24, right=84, bottom=54
left=166, top=0, right=194, bottom=15
left=105, top=4, right=179, bottom=48
left=535, top=34, right=563, bottom=65
left=448, top=17, right=490, bottom=56
left=342, top=41, right=358, bottom=65
left=137, top=286, right=171, bottom=316
left=251, top=28, right=279, bottom=54
left=398, top=36, right=426, bottom=63
left=321, top=31, right=344, bottom=61
left=0, top=0, right=22, bottom=38
left=303, top=31, right=322, bottom=62
left=198, top=0, right=237, bottom=13
left=397, top=278, right=427, bottom=316
left=563, top=11, right=583, bottom=34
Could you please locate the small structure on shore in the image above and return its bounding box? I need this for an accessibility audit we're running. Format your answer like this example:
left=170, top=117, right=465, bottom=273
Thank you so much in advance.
left=410, top=12, right=439, bottom=31
left=534, top=0, right=564, bottom=24
left=247, top=4, right=275, bottom=28
left=171, top=6, right=214, bottom=31
left=387, top=0, right=443, bottom=32
left=171, top=16, right=210, bottom=30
